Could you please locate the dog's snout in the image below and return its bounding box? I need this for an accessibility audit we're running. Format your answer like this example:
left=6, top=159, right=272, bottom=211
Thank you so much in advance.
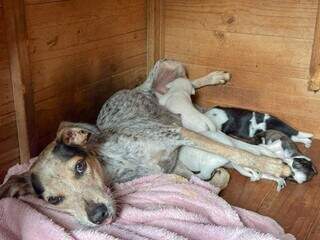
left=87, top=203, right=109, bottom=224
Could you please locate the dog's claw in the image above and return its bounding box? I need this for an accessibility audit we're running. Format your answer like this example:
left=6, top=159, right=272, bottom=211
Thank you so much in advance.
left=244, top=167, right=261, bottom=182
left=276, top=178, right=286, bottom=192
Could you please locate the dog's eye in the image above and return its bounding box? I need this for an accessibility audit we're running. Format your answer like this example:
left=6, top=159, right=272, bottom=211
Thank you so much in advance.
left=75, top=159, right=87, bottom=177
left=48, top=196, right=64, bottom=205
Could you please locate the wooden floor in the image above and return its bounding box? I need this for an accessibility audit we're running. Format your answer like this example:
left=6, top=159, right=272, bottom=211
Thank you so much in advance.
left=221, top=139, right=320, bottom=240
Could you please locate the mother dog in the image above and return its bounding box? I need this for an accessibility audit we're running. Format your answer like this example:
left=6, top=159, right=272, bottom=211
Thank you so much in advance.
left=0, top=60, right=290, bottom=226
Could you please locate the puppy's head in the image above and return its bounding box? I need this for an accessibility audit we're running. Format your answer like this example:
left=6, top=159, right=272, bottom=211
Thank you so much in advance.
left=287, top=156, right=317, bottom=184
left=0, top=122, right=116, bottom=226
left=205, top=107, right=228, bottom=129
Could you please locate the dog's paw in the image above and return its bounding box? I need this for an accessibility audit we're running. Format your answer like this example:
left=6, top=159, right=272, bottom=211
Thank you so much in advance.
left=244, top=167, right=261, bottom=181
left=276, top=178, right=286, bottom=192
left=206, top=71, right=231, bottom=85
left=210, top=168, right=230, bottom=190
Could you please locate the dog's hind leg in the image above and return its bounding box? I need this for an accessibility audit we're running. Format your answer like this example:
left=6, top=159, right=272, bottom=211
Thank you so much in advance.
left=179, top=128, right=291, bottom=178
left=191, top=71, right=231, bottom=89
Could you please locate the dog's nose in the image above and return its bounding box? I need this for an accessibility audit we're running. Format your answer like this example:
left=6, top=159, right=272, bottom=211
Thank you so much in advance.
left=87, top=203, right=109, bottom=224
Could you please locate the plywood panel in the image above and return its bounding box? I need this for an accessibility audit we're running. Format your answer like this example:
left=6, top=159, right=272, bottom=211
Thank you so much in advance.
left=162, top=0, right=320, bottom=138
left=0, top=3, right=20, bottom=172
left=24, top=0, right=147, bottom=152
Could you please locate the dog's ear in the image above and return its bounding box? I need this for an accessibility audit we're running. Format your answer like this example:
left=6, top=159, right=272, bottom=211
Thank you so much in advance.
left=0, top=172, right=35, bottom=199
left=57, top=122, right=99, bottom=146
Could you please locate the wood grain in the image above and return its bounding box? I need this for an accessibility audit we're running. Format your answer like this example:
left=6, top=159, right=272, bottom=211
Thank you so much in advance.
left=309, top=1, right=320, bottom=91
left=147, top=0, right=165, bottom=71
left=0, top=2, right=20, bottom=173
left=3, top=0, right=36, bottom=160
left=22, top=0, right=147, bottom=152
left=161, top=0, right=320, bottom=138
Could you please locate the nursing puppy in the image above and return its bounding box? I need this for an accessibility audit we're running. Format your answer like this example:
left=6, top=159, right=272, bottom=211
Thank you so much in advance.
left=205, top=107, right=313, bottom=148
left=156, top=72, right=230, bottom=132
left=156, top=73, right=288, bottom=190
left=253, top=130, right=317, bottom=183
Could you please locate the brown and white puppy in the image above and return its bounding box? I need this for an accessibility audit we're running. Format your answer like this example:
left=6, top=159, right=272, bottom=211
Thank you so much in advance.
left=0, top=122, right=116, bottom=227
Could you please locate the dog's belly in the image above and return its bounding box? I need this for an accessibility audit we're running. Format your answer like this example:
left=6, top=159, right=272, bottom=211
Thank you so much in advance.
left=101, top=139, right=178, bottom=183
left=96, top=89, right=184, bottom=183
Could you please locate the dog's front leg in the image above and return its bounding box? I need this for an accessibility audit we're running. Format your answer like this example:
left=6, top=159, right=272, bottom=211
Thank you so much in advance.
left=192, top=71, right=231, bottom=89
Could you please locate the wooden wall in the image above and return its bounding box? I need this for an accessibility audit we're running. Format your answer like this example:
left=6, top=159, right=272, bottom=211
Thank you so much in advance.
left=155, top=0, right=320, bottom=138
left=0, top=0, right=147, bottom=173
left=0, top=1, right=20, bottom=176
left=25, top=0, right=147, bottom=151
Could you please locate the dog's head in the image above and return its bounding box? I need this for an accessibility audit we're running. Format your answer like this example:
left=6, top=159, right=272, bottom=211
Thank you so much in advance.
left=0, top=122, right=116, bottom=226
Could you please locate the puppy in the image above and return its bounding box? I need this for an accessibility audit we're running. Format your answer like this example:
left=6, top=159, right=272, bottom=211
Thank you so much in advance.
left=156, top=78, right=217, bottom=132
left=205, top=106, right=313, bottom=148
left=253, top=130, right=317, bottom=183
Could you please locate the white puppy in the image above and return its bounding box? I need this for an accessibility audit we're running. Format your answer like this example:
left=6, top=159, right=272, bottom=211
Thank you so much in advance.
left=157, top=78, right=216, bottom=132
left=156, top=72, right=230, bottom=132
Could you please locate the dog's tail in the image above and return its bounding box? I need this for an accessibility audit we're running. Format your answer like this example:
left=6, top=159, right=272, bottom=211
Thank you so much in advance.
left=180, top=127, right=291, bottom=178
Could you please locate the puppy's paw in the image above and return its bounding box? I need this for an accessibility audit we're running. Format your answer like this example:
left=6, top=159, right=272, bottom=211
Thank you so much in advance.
left=206, top=71, right=231, bottom=85
left=276, top=178, right=286, bottom=192
left=291, top=135, right=312, bottom=148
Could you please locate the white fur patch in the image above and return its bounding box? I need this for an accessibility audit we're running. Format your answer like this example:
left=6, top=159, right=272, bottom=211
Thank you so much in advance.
left=249, top=113, right=270, bottom=137
left=205, top=108, right=228, bottom=130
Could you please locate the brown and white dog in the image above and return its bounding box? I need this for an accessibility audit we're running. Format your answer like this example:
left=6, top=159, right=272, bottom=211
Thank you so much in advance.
left=0, top=60, right=290, bottom=226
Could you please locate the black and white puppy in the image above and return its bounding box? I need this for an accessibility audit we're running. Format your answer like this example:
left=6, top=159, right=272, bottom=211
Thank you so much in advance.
left=253, top=130, right=317, bottom=183
left=205, top=106, right=313, bottom=148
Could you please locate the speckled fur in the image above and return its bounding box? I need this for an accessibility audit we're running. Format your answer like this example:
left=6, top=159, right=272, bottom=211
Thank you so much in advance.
left=96, top=86, right=192, bottom=183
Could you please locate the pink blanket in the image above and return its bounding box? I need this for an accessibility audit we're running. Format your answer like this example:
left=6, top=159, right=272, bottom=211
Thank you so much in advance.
left=0, top=160, right=295, bottom=240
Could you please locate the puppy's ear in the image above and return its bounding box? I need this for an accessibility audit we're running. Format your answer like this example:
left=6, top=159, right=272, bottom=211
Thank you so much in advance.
left=0, top=172, right=35, bottom=199
left=57, top=122, right=99, bottom=146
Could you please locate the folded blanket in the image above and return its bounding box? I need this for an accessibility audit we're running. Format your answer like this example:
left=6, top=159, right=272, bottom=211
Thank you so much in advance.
left=0, top=160, right=295, bottom=240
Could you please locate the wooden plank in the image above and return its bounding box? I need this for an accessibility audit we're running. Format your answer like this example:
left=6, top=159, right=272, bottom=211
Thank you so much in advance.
left=33, top=53, right=146, bottom=103
left=35, top=66, right=146, bottom=150
left=165, top=0, right=318, bottom=40
left=3, top=0, right=36, bottom=160
left=165, top=27, right=313, bottom=70
left=309, top=1, right=320, bottom=92
left=25, top=0, right=145, bottom=27
left=26, top=5, right=146, bottom=62
left=25, top=0, right=69, bottom=5
left=147, top=0, right=165, bottom=72
left=31, top=32, right=146, bottom=96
